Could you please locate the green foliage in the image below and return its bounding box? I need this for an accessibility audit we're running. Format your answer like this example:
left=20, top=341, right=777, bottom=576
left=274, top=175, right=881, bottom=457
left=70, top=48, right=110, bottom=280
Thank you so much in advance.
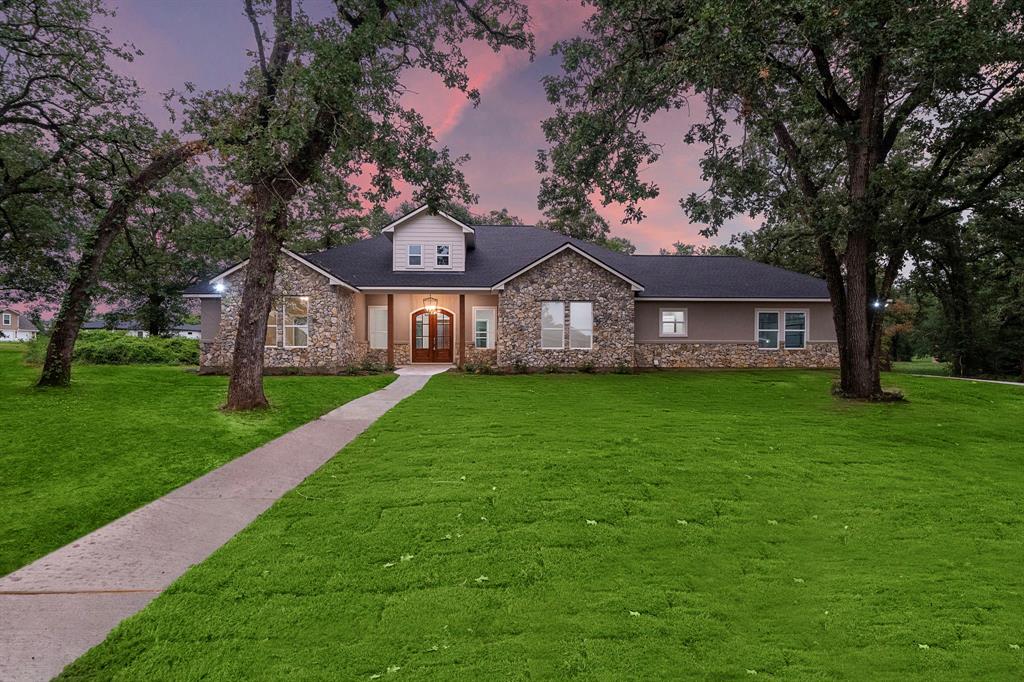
left=25, top=331, right=199, bottom=366
left=58, top=371, right=1024, bottom=679
left=0, top=345, right=393, bottom=575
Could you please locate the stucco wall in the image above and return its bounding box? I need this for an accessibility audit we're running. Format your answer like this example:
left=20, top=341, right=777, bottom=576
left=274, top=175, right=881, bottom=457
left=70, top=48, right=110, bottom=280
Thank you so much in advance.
left=497, top=249, right=635, bottom=368
left=635, top=301, right=836, bottom=343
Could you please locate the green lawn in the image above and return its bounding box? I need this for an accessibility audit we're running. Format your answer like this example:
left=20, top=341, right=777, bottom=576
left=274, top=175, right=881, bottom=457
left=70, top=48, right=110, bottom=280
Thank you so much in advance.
left=891, top=357, right=952, bottom=376
left=58, top=370, right=1024, bottom=679
left=0, top=345, right=393, bottom=576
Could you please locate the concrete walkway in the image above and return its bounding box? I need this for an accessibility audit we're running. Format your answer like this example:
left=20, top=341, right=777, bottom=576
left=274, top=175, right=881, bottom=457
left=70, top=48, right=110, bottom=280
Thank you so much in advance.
left=908, top=373, right=1024, bottom=387
left=0, top=365, right=449, bottom=681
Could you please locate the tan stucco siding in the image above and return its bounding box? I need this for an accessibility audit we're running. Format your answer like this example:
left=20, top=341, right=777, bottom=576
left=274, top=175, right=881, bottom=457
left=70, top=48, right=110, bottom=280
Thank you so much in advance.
left=635, top=301, right=836, bottom=343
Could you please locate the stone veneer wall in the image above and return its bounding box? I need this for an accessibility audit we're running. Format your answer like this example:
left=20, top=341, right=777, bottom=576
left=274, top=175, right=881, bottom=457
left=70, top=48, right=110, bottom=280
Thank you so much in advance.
left=497, top=249, right=635, bottom=368
left=635, top=341, right=840, bottom=369
left=200, top=256, right=356, bottom=373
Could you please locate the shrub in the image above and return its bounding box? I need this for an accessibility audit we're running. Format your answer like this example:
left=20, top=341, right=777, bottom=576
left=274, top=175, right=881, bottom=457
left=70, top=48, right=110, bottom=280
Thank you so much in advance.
left=613, top=362, right=634, bottom=375
left=511, top=360, right=529, bottom=374
left=25, top=331, right=199, bottom=366
left=543, top=363, right=561, bottom=374
left=577, top=360, right=596, bottom=373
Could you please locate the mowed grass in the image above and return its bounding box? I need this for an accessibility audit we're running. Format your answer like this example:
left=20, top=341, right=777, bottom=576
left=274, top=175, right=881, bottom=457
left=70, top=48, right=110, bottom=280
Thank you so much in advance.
left=0, top=345, right=392, bottom=575
left=892, top=357, right=952, bottom=376
left=60, top=370, right=1024, bottom=680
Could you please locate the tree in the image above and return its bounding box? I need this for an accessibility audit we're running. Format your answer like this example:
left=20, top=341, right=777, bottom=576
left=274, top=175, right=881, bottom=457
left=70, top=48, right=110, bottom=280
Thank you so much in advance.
left=102, top=166, right=247, bottom=336
left=538, top=0, right=1024, bottom=398
left=178, top=0, right=532, bottom=410
left=0, top=0, right=144, bottom=302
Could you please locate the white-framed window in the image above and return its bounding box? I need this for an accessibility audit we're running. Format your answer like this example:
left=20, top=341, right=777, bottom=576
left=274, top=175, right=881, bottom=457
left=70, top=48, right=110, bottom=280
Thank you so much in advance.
left=757, top=310, right=780, bottom=350
left=284, top=296, right=309, bottom=347
left=756, top=309, right=808, bottom=349
left=436, top=244, right=450, bottom=267
left=473, top=307, right=495, bottom=349
left=368, top=306, right=388, bottom=349
left=2, top=313, right=10, bottom=326
left=407, top=244, right=422, bottom=267
left=540, top=301, right=564, bottom=349
left=659, top=308, right=687, bottom=337
left=265, top=307, right=279, bottom=346
left=784, top=311, right=807, bottom=349
left=569, top=302, right=593, bottom=350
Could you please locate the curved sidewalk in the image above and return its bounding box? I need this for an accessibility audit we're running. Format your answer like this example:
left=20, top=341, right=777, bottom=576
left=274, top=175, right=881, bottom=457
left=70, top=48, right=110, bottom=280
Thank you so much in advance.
left=0, top=366, right=448, bottom=681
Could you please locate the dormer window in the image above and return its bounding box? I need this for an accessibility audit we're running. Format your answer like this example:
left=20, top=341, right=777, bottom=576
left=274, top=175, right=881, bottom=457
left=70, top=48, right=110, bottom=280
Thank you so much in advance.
left=436, top=244, right=450, bottom=267
left=407, top=244, right=422, bottom=267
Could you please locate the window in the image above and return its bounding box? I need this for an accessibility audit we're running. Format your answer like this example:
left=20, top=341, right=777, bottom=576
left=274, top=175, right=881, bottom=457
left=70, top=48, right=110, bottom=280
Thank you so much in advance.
left=757, top=311, right=779, bottom=349
left=407, top=244, right=422, bottom=267
left=284, top=296, right=309, bottom=347
left=265, top=307, right=279, bottom=346
left=784, top=311, right=807, bottom=349
left=436, top=244, right=450, bottom=267
left=473, top=307, right=495, bottom=349
left=540, top=301, right=564, bottom=349
left=757, top=309, right=808, bottom=349
left=569, top=302, right=593, bottom=350
left=660, top=309, right=687, bottom=337
left=368, top=306, right=388, bottom=349
left=2, top=313, right=10, bottom=326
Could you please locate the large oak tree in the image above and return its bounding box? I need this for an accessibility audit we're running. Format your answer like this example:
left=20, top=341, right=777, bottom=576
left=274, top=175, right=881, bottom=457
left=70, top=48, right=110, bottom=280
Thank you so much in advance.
left=538, top=0, right=1024, bottom=398
left=179, top=0, right=532, bottom=410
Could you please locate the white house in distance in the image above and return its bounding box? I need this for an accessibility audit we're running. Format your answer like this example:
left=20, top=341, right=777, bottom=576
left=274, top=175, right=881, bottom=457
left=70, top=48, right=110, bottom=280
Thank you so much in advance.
left=80, top=319, right=202, bottom=339
left=0, top=309, right=40, bottom=342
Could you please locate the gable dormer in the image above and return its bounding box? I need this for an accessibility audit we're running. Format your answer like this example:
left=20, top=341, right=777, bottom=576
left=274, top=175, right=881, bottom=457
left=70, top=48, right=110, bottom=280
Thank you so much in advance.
left=381, top=205, right=474, bottom=272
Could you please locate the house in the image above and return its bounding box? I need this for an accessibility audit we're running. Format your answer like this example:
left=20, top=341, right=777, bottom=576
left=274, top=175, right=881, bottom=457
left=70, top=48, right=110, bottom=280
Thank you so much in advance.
left=0, top=309, right=40, bottom=342
left=80, top=319, right=203, bottom=339
left=185, top=205, right=838, bottom=373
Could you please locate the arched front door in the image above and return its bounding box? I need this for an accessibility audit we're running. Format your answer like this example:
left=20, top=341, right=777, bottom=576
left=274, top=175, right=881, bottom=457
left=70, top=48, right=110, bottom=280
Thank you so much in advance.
left=411, top=308, right=453, bottom=363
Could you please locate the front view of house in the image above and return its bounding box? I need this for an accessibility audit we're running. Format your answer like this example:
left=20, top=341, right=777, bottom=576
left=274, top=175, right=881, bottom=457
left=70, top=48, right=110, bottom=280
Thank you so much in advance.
left=186, top=205, right=839, bottom=372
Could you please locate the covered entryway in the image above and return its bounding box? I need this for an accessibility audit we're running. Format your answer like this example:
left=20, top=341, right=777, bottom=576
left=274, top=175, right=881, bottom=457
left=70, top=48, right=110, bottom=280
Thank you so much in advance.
left=411, top=308, right=453, bottom=363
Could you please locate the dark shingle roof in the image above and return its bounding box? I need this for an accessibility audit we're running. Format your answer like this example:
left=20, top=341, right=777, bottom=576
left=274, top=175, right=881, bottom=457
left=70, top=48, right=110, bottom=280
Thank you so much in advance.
left=188, top=225, right=829, bottom=300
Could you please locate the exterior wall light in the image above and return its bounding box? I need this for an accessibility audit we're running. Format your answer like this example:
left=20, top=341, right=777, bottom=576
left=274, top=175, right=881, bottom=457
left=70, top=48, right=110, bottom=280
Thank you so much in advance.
left=214, top=282, right=226, bottom=293
left=423, top=295, right=438, bottom=312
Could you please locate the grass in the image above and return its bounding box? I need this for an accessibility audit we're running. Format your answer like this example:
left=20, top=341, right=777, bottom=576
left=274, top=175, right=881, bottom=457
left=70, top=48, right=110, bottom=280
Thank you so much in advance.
left=891, top=357, right=952, bottom=376
left=0, top=344, right=393, bottom=575
left=57, top=369, right=1024, bottom=680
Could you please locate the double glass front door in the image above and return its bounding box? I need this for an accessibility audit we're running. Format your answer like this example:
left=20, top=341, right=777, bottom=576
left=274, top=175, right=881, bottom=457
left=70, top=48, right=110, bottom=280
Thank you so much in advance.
left=411, top=309, right=453, bottom=363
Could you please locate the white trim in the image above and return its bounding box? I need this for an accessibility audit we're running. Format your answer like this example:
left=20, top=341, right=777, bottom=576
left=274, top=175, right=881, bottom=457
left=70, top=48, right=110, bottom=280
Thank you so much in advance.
left=540, top=301, right=565, bottom=350
left=1, top=313, right=10, bottom=326
left=358, top=286, right=493, bottom=292
left=491, top=243, right=644, bottom=292
left=368, top=305, right=388, bottom=349
left=380, top=204, right=476, bottom=235
left=569, top=301, right=593, bottom=350
left=755, top=308, right=809, bottom=350
left=406, top=243, right=423, bottom=268
left=658, top=307, right=688, bottom=338
left=642, top=297, right=830, bottom=302
left=210, top=249, right=359, bottom=292
left=183, top=293, right=222, bottom=299
left=282, top=295, right=310, bottom=348
left=472, top=306, right=496, bottom=350
left=435, top=243, right=452, bottom=268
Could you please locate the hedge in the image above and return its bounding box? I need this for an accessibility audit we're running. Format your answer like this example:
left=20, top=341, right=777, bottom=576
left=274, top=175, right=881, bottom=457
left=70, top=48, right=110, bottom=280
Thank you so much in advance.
left=25, top=331, right=200, bottom=366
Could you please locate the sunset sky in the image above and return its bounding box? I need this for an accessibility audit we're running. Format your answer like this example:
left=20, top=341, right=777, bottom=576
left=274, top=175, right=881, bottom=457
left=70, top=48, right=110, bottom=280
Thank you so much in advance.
left=105, top=0, right=752, bottom=254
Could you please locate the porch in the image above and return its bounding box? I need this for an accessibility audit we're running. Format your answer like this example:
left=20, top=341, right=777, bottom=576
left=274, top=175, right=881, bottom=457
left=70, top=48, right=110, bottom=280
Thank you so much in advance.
left=354, top=291, right=498, bottom=367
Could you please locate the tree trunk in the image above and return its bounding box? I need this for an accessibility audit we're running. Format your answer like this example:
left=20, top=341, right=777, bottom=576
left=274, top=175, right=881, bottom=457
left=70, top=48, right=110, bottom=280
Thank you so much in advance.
left=223, top=189, right=286, bottom=410
left=37, top=140, right=207, bottom=387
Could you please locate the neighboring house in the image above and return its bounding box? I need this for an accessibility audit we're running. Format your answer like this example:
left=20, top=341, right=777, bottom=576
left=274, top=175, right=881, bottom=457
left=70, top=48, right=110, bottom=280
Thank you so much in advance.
left=80, top=319, right=202, bottom=339
left=0, top=309, right=40, bottom=342
left=186, top=205, right=838, bottom=373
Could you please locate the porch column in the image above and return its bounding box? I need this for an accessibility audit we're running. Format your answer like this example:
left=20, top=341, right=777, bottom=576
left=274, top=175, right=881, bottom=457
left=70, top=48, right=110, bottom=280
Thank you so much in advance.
left=387, top=293, right=394, bottom=367
left=459, top=294, right=466, bottom=367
